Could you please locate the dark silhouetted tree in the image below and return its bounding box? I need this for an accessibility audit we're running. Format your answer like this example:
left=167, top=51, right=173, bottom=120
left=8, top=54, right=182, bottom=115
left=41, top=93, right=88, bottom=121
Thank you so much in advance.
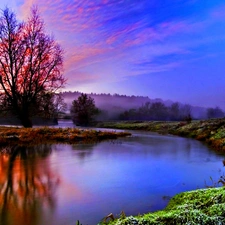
left=0, top=7, right=65, bottom=127
left=38, top=93, right=67, bottom=120
left=149, top=102, right=167, bottom=120
left=180, top=104, right=192, bottom=122
left=138, top=102, right=151, bottom=120
left=207, top=107, right=224, bottom=119
left=71, top=93, right=99, bottom=126
left=169, top=102, right=180, bottom=121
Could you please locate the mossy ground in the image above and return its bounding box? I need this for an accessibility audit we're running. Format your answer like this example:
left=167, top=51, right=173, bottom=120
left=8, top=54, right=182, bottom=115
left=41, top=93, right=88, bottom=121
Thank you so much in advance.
left=104, top=187, right=225, bottom=225
left=0, top=126, right=131, bottom=146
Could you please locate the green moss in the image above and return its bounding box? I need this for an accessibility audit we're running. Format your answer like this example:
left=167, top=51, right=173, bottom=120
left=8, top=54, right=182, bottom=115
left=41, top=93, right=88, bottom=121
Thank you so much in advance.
left=213, top=128, right=225, bottom=139
left=106, top=187, right=225, bottom=225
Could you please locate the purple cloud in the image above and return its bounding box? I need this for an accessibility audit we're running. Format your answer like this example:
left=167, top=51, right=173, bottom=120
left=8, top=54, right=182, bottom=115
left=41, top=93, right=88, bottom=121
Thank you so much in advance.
left=13, top=1, right=225, bottom=107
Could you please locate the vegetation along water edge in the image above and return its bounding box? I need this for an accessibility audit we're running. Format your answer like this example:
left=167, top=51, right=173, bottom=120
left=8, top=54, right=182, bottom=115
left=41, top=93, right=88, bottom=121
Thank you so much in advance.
left=96, top=118, right=225, bottom=225
left=97, top=118, right=225, bottom=152
left=101, top=187, right=225, bottom=225
left=0, top=126, right=131, bottom=146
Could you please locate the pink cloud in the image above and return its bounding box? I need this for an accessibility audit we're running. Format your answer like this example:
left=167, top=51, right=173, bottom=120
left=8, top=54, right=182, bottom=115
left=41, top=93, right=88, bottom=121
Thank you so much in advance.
left=105, top=21, right=142, bottom=45
left=19, top=0, right=37, bottom=19
left=66, top=71, right=101, bottom=84
left=123, top=19, right=208, bottom=48
left=64, top=45, right=109, bottom=70
left=18, top=0, right=224, bottom=91
left=77, top=7, right=84, bottom=14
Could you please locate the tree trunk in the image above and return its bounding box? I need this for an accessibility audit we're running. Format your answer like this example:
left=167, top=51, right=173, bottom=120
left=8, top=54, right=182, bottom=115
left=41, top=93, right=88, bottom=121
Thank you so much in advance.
left=21, top=117, right=32, bottom=128
left=19, top=108, right=33, bottom=128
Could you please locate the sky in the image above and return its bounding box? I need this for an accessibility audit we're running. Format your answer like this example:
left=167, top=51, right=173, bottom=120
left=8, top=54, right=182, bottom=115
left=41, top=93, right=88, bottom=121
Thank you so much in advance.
left=0, top=0, right=225, bottom=109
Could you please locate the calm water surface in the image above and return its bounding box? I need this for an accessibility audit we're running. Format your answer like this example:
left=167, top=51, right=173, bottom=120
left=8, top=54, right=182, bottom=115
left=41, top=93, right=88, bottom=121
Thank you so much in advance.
left=0, top=122, right=225, bottom=225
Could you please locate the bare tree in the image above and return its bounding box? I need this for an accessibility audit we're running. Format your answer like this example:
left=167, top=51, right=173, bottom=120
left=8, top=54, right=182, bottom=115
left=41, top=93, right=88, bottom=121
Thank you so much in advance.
left=0, top=7, right=65, bottom=127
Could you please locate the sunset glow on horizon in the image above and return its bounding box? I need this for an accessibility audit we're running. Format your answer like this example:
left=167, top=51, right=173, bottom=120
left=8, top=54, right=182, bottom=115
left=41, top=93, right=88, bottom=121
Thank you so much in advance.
left=1, top=0, right=225, bottom=108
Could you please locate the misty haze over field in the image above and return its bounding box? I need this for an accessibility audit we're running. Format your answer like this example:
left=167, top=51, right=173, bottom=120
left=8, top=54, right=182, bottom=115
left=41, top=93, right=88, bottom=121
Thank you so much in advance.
left=62, top=91, right=215, bottom=121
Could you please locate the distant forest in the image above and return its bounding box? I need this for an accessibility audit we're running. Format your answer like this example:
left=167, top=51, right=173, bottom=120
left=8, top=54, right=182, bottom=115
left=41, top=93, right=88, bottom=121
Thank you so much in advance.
left=0, top=91, right=223, bottom=125
left=61, top=91, right=225, bottom=121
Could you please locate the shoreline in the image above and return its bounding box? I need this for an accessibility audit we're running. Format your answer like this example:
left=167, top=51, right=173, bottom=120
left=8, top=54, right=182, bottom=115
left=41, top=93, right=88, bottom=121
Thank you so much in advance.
left=97, top=119, right=225, bottom=225
left=1, top=121, right=225, bottom=224
left=0, top=126, right=131, bottom=146
left=101, top=187, right=225, bottom=225
left=97, top=118, right=225, bottom=152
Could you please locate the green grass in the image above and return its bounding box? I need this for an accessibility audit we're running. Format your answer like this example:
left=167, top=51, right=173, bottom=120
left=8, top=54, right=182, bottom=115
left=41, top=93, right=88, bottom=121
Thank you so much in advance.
left=103, top=187, right=225, bottom=225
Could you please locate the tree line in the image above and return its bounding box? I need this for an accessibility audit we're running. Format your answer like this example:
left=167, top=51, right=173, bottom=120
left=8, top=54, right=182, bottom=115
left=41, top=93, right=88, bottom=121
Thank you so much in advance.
left=69, top=95, right=225, bottom=125
left=119, top=102, right=192, bottom=121
left=119, top=102, right=225, bottom=121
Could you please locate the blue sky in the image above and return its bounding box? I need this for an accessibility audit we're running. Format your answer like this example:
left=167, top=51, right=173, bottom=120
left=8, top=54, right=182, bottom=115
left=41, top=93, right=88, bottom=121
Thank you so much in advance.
left=1, top=0, right=225, bottom=108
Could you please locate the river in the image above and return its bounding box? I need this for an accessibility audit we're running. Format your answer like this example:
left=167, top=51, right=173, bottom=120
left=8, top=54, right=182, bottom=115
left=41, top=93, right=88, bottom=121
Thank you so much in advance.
left=0, top=120, right=224, bottom=225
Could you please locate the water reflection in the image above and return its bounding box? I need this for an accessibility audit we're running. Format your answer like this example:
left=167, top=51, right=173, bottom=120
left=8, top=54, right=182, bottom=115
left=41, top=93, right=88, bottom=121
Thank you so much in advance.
left=0, top=145, right=59, bottom=225
left=71, top=143, right=95, bottom=159
left=0, top=131, right=224, bottom=225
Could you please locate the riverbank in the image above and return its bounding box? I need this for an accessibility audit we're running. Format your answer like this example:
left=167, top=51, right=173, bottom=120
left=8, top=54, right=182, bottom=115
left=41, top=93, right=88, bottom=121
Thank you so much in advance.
left=97, top=118, right=225, bottom=152
left=105, top=187, right=225, bottom=225
left=0, top=126, right=131, bottom=146
left=97, top=119, right=225, bottom=225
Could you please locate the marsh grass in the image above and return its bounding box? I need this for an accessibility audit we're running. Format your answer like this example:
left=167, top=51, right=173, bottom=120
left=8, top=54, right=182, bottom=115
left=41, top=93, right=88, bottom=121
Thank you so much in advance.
left=0, top=126, right=131, bottom=146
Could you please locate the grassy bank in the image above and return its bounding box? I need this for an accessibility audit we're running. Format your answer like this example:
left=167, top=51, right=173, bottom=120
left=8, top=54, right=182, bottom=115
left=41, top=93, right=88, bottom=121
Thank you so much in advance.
left=105, top=187, right=225, bottom=225
left=97, top=118, right=225, bottom=152
left=97, top=119, right=225, bottom=224
left=0, top=126, right=131, bottom=146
